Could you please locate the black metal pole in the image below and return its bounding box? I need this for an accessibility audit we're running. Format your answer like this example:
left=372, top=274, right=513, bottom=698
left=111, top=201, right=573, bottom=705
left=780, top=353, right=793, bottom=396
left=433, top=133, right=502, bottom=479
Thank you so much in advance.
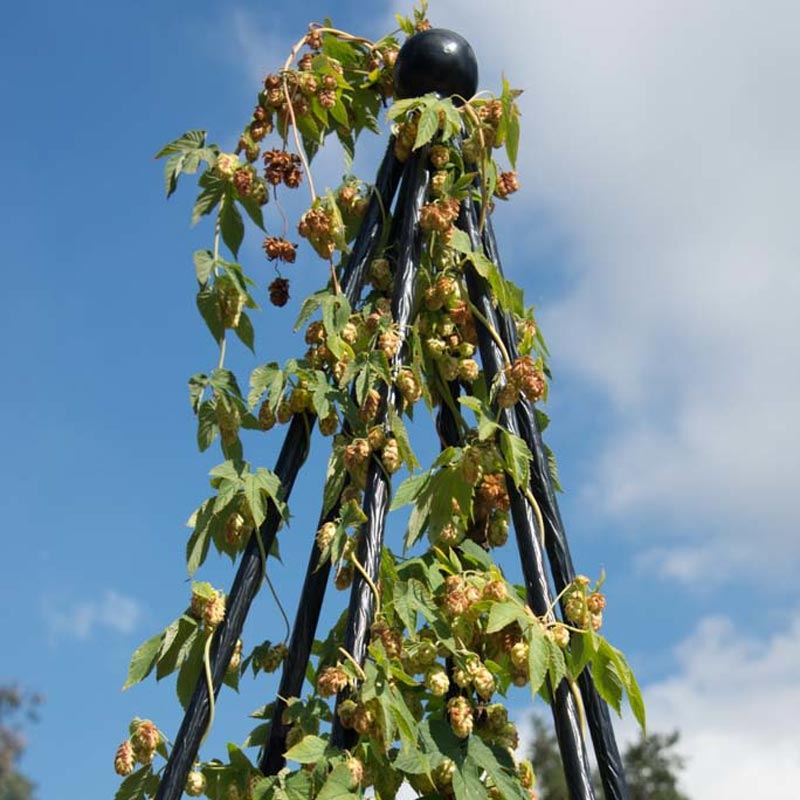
left=331, top=147, right=429, bottom=748
left=460, top=198, right=596, bottom=800
left=156, top=141, right=405, bottom=800
left=482, top=218, right=630, bottom=800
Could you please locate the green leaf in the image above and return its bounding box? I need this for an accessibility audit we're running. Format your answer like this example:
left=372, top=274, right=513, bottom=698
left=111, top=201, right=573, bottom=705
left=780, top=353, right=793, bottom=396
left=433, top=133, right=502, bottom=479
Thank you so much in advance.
left=186, top=498, right=214, bottom=576
left=389, top=409, right=420, bottom=472
left=329, top=97, right=349, bottom=128
left=192, top=184, right=224, bottom=225
left=568, top=628, right=598, bottom=677
left=546, top=637, right=567, bottom=688
left=544, top=443, right=563, bottom=493
left=188, top=373, right=209, bottom=413
left=156, top=616, right=198, bottom=680
left=323, top=448, right=346, bottom=517
left=596, top=639, right=646, bottom=729
left=391, top=472, right=430, bottom=510
left=242, top=721, right=271, bottom=749
left=155, top=129, right=206, bottom=158
left=467, top=737, right=527, bottom=800
left=486, top=601, right=522, bottom=634
left=283, top=734, right=328, bottom=764
left=220, top=196, right=245, bottom=258
left=592, top=643, right=624, bottom=714
left=176, top=634, right=205, bottom=709
left=256, top=467, right=288, bottom=520
left=123, top=632, right=162, bottom=689
left=414, top=100, right=440, bottom=150
left=525, top=625, right=549, bottom=695
left=505, top=111, right=520, bottom=169
left=248, top=362, right=283, bottom=410
left=234, top=311, right=255, bottom=352
left=404, top=492, right=431, bottom=551
left=500, top=430, right=531, bottom=490
left=243, top=473, right=267, bottom=529
left=238, top=195, right=266, bottom=230
left=114, top=765, right=153, bottom=800
left=294, top=291, right=326, bottom=332
left=197, top=400, right=218, bottom=452
left=163, top=153, right=183, bottom=198
left=196, top=287, right=224, bottom=344
left=449, top=228, right=473, bottom=254
left=317, top=765, right=360, bottom=800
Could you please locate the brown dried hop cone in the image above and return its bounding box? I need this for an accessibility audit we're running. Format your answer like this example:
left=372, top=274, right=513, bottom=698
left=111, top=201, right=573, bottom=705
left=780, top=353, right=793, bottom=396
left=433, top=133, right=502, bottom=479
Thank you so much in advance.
left=319, top=411, right=338, bottom=436
left=495, top=170, right=520, bottom=198
left=257, top=400, right=276, bottom=431
left=260, top=642, right=287, bottom=673
left=359, top=388, right=381, bottom=423
left=269, top=277, right=290, bottom=307
left=114, top=740, right=135, bottom=777
left=316, top=665, right=349, bottom=697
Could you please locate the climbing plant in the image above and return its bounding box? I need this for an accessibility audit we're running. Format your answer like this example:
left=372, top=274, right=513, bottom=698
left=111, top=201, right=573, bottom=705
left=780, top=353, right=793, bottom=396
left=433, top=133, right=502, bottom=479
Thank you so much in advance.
left=114, top=4, right=644, bottom=800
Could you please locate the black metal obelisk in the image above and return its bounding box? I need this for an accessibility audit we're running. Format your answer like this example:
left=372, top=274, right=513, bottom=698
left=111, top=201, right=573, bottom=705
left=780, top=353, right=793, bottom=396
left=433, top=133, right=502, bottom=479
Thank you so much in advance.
left=155, top=28, right=629, bottom=800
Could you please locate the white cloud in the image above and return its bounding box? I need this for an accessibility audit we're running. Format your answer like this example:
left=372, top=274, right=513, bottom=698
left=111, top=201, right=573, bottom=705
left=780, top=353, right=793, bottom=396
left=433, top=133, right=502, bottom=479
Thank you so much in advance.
left=43, top=590, right=144, bottom=640
left=619, top=612, right=800, bottom=797
left=519, top=612, right=800, bottom=797
left=390, top=0, right=800, bottom=580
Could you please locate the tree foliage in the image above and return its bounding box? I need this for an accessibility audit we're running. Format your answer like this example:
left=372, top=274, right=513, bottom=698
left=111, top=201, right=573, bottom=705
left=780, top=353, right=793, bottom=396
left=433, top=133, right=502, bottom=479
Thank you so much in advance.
left=528, top=716, right=690, bottom=800
left=0, top=686, right=42, bottom=800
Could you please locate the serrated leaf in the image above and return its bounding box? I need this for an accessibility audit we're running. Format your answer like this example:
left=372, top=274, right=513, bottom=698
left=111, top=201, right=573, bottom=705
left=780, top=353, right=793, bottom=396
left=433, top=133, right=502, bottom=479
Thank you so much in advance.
left=188, top=373, right=209, bottom=414
left=526, top=625, right=549, bottom=695
left=391, top=472, right=430, bottom=510
left=283, top=734, right=327, bottom=764
left=193, top=250, right=215, bottom=285
left=220, top=196, right=245, bottom=258
left=500, top=430, right=531, bottom=489
left=505, top=111, right=520, bottom=169
left=114, top=765, right=152, bottom=800
left=186, top=498, right=214, bottom=575
left=467, top=737, right=527, bottom=800
left=405, top=493, right=431, bottom=551
left=248, top=362, right=283, bottom=410
left=155, top=129, right=206, bottom=158
left=197, top=400, right=218, bottom=452
left=192, top=185, right=223, bottom=225
left=390, top=410, right=420, bottom=472
left=176, top=634, right=205, bottom=709
left=238, top=195, right=266, bottom=230
left=486, top=601, right=522, bottom=634
left=546, top=637, right=567, bottom=688
left=243, top=473, right=267, bottom=528
left=234, top=311, right=255, bottom=352
left=196, top=287, right=224, bottom=344
left=414, top=101, right=440, bottom=150
left=157, top=616, right=198, bottom=680
left=449, top=228, right=472, bottom=254
left=323, top=448, right=346, bottom=517
left=123, top=632, right=162, bottom=690
left=164, top=153, right=183, bottom=198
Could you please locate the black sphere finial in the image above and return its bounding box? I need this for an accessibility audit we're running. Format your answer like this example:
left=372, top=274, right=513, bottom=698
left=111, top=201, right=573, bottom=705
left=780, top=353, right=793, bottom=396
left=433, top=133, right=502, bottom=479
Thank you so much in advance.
left=394, top=28, right=478, bottom=102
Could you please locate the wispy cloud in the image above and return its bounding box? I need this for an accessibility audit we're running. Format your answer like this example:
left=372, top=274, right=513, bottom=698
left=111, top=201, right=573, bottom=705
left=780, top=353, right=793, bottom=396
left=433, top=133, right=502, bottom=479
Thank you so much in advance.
left=621, top=612, right=800, bottom=797
left=43, top=590, right=144, bottom=640
left=392, top=0, right=800, bottom=582
left=517, top=612, right=800, bottom=797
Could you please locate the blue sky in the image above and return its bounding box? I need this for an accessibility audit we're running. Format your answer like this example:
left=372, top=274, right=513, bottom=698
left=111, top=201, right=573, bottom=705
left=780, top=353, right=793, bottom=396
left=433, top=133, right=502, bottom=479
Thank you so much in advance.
left=2, top=1, right=799, bottom=798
